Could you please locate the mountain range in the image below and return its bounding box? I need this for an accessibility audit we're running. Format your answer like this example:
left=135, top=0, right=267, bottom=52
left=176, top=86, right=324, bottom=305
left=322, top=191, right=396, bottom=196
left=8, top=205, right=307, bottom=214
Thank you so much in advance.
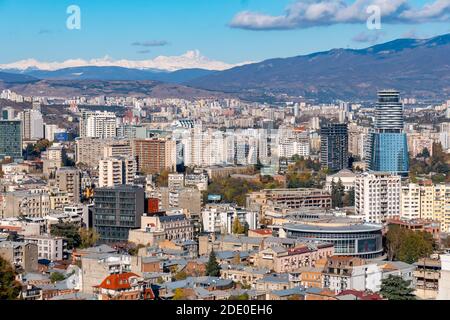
left=1, top=33, right=450, bottom=101
left=0, top=67, right=216, bottom=84
left=187, top=33, right=450, bottom=101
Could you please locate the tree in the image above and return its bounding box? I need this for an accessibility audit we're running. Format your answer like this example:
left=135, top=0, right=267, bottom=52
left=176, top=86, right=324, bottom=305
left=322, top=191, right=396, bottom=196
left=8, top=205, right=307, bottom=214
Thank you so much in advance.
left=380, top=275, right=416, bottom=300
left=173, top=288, right=188, bottom=300
left=156, top=277, right=165, bottom=284
left=156, top=170, right=170, bottom=187
left=128, top=244, right=145, bottom=256
left=205, top=250, right=221, bottom=277
left=50, top=272, right=66, bottom=283
left=232, top=217, right=245, bottom=235
left=50, top=223, right=81, bottom=250
left=79, top=228, right=99, bottom=249
left=386, top=225, right=405, bottom=261
left=397, top=231, right=434, bottom=264
left=331, top=179, right=345, bottom=208
left=421, top=148, right=431, bottom=158
left=343, top=188, right=355, bottom=207
left=173, top=271, right=188, bottom=281
left=0, top=256, right=21, bottom=300
left=385, top=225, right=434, bottom=263
left=228, top=293, right=249, bottom=300
left=24, top=139, right=52, bottom=160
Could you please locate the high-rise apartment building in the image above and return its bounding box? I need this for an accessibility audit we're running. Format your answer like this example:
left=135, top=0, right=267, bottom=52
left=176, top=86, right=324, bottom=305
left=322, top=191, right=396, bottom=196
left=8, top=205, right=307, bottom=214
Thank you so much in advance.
left=19, top=109, right=44, bottom=140
left=75, top=138, right=132, bottom=168
left=354, top=172, right=402, bottom=224
left=0, top=120, right=22, bottom=159
left=98, top=156, right=137, bottom=188
left=56, top=167, right=81, bottom=203
left=79, top=110, right=117, bottom=139
left=368, top=90, right=409, bottom=176
left=93, top=185, right=145, bottom=243
left=133, top=138, right=176, bottom=174
left=320, top=123, right=348, bottom=172
left=401, top=182, right=450, bottom=232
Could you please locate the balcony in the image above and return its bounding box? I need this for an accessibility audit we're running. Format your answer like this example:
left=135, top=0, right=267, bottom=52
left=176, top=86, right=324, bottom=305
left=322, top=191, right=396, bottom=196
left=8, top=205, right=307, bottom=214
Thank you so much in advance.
left=414, top=270, right=440, bottom=281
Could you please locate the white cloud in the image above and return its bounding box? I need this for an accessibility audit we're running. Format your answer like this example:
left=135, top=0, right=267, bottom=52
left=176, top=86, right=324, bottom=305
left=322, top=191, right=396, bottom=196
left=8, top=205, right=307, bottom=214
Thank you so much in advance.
left=352, top=30, right=386, bottom=43
left=0, top=50, right=253, bottom=72
left=229, top=0, right=450, bottom=30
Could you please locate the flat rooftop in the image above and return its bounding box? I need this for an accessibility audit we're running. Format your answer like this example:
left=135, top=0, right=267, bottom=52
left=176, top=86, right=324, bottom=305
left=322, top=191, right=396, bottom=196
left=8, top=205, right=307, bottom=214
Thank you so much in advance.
left=283, top=222, right=382, bottom=233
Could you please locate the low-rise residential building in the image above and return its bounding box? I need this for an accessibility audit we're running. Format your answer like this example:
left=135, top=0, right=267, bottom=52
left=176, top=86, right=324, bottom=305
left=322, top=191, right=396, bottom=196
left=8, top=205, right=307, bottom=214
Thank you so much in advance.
left=414, top=258, right=441, bottom=300
left=255, top=273, right=295, bottom=292
left=93, top=272, right=155, bottom=300
left=220, top=266, right=270, bottom=288
left=246, top=188, right=332, bottom=213
left=0, top=241, right=38, bottom=272
left=202, top=204, right=258, bottom=234
left=80, top=253, right=141, bottom=294
left=253, top=243, right=334, bottom=273
left=139, top=214, right=194, bottom=241
left=24, top=235, right=66, bottom=261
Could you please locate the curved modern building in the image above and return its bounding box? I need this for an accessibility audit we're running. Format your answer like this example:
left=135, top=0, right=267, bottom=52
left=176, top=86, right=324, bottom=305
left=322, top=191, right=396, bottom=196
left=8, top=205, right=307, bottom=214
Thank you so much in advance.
left=282, top=221, right=383, bottom=259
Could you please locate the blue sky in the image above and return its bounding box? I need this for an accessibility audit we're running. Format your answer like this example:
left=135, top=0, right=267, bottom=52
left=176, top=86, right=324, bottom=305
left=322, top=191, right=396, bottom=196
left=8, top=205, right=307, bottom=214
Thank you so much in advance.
left=0, top=0, right=449, bottom=66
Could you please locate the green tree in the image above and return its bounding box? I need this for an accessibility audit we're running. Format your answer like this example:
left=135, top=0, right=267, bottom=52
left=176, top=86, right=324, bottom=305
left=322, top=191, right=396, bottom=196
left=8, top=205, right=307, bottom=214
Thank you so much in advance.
left=0, top=256, right=21, bottom=300
left=128, top=244, right=145, bottom=256
left=421, top=148, right=431, bottom=158
left=50, top=223, right=81, bottom=250
left=205, top=250, right=221, bottom=277
left=386, top=225, right=405, bottom=261
left=228, top=293, right=249, bottom=300
left=232, top=217, right=245, bottom=235
left=385, top=225, right=434, bottom=263
left=50, top=272, right=66, bottom=283
left=397, top=231, right=434, bottom=264
left=79, top=228, right=99, bottom=249
left=331, top=179, right=345, bottom=208
left=380, top=275, right=416, bottom=300
left=344, top=188, right=355, bottom=207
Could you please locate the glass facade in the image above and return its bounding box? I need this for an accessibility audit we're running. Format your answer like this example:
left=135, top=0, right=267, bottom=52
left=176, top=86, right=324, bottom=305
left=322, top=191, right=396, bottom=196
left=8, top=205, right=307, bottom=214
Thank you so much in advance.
left=370, top=132, right=409, bottom=176
left=0, top=120, right=22, bottom=159
left=93, top=186, right=144, bottom=243
left=284, top=226, right=383, bottom=259
left=369, top=90, right=409, bottom=176
left=320, top=123, right=348, bottom=172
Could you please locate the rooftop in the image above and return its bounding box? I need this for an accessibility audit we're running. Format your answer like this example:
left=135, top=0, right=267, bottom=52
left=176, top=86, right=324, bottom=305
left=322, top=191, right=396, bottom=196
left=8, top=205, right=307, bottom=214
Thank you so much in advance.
left=283, top=222, right=382, bottom=233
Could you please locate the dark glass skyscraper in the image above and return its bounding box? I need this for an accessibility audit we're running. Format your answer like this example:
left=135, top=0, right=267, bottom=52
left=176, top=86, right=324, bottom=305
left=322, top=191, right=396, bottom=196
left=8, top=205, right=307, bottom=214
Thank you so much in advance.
left=320, top=123, right=348, bottom=172
left=0, top=120, right=22, bottom=160
left=368, top=90, right=409, bottom=176
left=93, top=185, right=145, bottom=243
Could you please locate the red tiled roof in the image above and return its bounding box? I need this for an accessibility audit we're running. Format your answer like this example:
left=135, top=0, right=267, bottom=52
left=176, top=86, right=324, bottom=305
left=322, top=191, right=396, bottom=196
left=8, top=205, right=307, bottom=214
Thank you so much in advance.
left=288, top=246, right=313, bottom=255
left=0, top=226, right=22, bottom=232
left=95, top=272, right=140, bottom=291
left=338, top=290, right=382, bottom=300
